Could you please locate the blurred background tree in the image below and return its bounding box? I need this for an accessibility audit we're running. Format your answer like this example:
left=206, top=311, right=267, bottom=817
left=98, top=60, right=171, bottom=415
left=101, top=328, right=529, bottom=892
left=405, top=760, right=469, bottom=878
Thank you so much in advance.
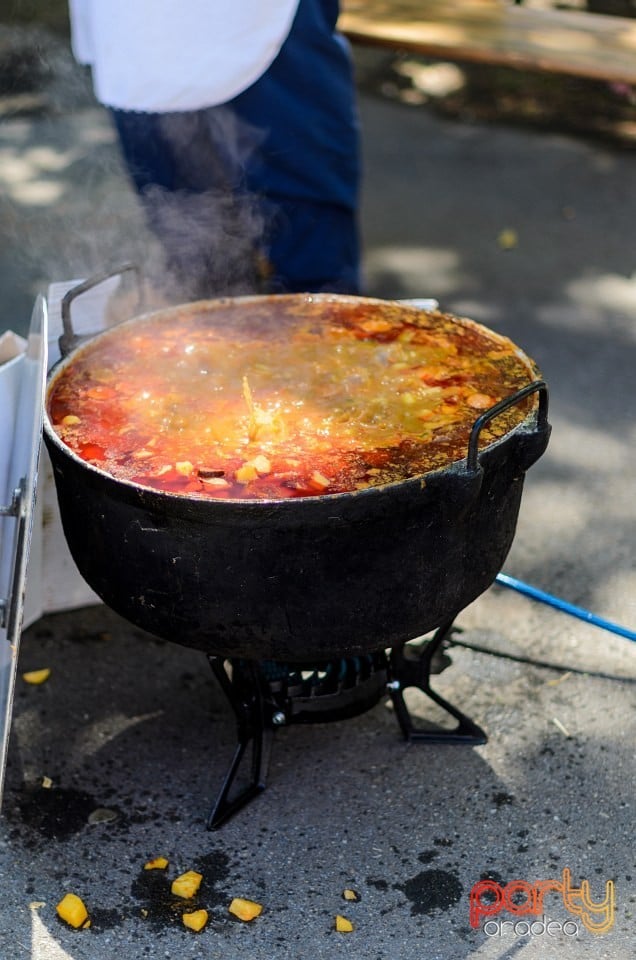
left=2, top=0, right=70, bottom=34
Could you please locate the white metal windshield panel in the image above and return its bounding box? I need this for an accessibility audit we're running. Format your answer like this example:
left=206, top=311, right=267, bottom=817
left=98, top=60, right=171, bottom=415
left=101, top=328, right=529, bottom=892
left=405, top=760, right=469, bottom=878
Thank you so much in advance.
left=0, top=296, right=48, bottom=805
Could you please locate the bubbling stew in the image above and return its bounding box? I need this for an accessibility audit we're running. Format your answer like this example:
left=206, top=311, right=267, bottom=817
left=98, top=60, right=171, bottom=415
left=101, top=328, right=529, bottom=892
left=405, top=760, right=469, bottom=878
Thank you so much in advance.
left=47, top=296, right=538, bottom=499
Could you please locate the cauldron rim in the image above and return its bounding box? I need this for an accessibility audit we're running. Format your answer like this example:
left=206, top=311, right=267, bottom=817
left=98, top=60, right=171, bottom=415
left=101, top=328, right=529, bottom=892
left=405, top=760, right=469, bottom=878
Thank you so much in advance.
left=44, top=291, right=542, bottom=512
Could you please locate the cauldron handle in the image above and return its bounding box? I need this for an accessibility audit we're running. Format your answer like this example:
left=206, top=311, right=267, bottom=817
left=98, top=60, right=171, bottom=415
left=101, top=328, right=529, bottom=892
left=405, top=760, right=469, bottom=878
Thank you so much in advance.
left=466, top=379, right=549, bottom=473
left=59, top=263, right=143, bottom=356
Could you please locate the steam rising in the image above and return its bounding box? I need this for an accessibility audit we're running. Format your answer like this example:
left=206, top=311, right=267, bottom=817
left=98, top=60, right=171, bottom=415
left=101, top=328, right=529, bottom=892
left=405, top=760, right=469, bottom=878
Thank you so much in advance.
left=0, top=26, right=273, bottom=331
left=140, top=183, right=266, bottom=303
left=122, top=106, right=271, bottom=303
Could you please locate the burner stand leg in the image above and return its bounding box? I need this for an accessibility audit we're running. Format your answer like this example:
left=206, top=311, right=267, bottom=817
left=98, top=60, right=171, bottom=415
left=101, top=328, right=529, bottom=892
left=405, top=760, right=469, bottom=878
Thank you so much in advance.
left=389, top=620, right=488, bottom=745
left=206, top=657, right=273, bottom=830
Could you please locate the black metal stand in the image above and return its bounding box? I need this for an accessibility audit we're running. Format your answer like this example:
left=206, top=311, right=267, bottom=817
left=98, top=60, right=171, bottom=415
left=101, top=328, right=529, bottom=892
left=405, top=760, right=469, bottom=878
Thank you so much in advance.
left=206, top=658, right=272, bottom=829
left=388, top=620, right=488, bottom=745
left=205, top=623, right=486, bottom=829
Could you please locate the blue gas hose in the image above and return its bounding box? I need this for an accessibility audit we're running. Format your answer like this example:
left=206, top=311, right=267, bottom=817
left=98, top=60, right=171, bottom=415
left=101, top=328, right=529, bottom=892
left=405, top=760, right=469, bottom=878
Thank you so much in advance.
left=495, top=573, right=636, bottom=642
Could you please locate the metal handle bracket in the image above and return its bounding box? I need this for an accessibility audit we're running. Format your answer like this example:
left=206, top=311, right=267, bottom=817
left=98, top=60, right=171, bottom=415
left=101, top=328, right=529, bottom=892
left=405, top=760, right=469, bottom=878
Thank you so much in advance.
left=59, top=263, right=142, bottom=356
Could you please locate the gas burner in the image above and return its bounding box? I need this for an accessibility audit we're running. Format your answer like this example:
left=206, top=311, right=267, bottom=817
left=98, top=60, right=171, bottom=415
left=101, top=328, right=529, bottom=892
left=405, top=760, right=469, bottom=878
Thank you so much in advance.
left=206, top=619, right=486, bottom=829
left=257, top=651, right=391, bottom=724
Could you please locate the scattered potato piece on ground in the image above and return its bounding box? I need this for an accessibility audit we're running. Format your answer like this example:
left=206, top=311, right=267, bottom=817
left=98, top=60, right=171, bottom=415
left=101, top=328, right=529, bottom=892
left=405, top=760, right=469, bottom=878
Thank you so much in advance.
left=182, top=908, right=208, bottom=932
left=144, top=856, right=169, bottom=870
left=228, top=897, right=263, bottom=922
left=335, top=914, right=355, bottom=932
left=171, top=871, right=203, bottom=899
left=497, top=227, right=518, bottom=250
left=56, top=893, right=89, bottom=928
left=22, top=668, right=51, bottom=685
left=343, top=888, right=359, bottom=901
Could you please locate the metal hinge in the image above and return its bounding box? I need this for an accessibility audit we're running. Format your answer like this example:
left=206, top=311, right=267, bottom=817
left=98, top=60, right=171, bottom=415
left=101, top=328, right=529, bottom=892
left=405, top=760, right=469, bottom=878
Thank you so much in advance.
left=0, top=481, right=26, bottom=630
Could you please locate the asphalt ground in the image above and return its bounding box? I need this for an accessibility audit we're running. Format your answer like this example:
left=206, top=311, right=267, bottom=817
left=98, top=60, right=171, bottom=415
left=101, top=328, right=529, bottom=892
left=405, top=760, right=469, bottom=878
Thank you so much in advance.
left=0, top=25, right=635, bottom=960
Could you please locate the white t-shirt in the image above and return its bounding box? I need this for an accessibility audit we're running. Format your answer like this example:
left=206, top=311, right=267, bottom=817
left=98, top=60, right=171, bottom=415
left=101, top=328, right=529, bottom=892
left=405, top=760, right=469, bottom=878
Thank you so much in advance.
left=69, top=0, right=301, bottom=112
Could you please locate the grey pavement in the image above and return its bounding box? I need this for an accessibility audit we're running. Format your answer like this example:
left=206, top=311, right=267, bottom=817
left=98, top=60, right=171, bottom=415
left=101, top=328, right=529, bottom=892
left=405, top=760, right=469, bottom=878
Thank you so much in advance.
left=1, top=26, right=635, bottom=960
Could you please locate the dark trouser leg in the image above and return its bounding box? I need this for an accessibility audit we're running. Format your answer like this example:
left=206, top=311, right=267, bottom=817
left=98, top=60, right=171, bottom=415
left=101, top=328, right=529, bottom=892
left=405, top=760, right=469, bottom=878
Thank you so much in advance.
left=261, top=196, right=360, bottom=294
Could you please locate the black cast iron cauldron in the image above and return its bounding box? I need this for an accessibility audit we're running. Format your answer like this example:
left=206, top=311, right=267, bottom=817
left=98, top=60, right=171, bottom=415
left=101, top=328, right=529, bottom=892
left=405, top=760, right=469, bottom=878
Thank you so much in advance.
left=43, top=281, right=551, bottom=663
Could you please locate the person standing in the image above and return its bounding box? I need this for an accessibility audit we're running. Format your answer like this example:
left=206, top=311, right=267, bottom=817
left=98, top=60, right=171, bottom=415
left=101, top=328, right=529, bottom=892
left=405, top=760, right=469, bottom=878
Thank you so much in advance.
left=68, top=0, right=361, bottom=299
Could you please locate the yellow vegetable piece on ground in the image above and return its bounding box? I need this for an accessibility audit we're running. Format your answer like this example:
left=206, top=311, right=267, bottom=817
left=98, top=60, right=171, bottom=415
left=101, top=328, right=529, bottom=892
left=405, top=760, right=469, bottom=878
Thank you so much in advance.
left=335, top=914, right=355, bottom=933
left=228, top=897, right=263, bottom=922
left=497, top=228, right=518, bottom=250
left=22, top=668, right=51, bottom=685
left=171, top=870, right=203, bottom=899
left=144, top=856, right=169, bottom=870
left=182, top=908, right=208, bottom=932
left=343, top=888, right=359, bottom=901
left=56, top=893, right=89, bottom=928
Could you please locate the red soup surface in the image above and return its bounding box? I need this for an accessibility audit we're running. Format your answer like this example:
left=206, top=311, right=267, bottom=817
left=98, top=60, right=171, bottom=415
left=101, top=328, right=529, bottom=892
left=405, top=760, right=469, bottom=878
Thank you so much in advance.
left=47, top=296, right=538, bottom=499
